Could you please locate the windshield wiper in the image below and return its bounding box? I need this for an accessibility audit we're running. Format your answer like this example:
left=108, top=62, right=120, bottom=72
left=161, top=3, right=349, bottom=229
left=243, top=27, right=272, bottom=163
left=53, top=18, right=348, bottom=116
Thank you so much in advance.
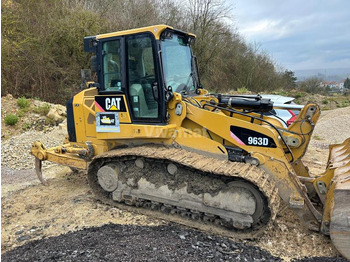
left=176, top=72, right=192, bottom=95
left=185, top=72, right=193, bottom=88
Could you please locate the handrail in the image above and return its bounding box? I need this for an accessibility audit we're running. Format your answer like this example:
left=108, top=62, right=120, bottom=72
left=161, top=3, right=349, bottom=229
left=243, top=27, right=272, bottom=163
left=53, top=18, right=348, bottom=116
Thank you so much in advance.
left=273, top=103, right=304, bottom=110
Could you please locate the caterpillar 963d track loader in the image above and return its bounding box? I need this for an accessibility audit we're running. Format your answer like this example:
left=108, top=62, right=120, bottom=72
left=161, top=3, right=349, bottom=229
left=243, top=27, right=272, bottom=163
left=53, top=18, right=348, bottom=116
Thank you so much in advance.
left=31, top=25, right=350, bottom=258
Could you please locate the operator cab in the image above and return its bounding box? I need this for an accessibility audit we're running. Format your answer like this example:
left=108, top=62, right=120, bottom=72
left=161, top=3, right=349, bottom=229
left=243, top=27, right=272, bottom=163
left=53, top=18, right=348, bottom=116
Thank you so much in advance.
left=84, top=25, right=199, bottom=123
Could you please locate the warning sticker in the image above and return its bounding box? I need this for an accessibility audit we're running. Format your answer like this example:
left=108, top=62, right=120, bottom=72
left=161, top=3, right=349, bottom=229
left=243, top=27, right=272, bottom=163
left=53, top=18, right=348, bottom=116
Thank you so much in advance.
left=96, top=112, right=120, bottom=133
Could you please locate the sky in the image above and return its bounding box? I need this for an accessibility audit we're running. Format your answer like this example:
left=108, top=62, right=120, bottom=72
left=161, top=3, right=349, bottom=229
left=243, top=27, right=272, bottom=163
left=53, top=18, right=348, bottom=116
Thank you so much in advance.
left=231, top=0, right=350, bottom=71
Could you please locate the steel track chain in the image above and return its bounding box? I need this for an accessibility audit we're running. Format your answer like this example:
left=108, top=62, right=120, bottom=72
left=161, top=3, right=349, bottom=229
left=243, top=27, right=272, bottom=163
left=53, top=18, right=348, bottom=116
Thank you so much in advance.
left=87, top=145, right=280, bottom=239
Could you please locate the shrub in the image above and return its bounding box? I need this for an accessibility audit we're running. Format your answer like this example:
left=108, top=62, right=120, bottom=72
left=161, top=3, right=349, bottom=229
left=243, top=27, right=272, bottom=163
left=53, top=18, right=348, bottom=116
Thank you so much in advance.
left=237, top=87, right=249, bottom=94
left=17, top=107, right=30, bottom=117
left=33, top=104, right=51, bottom=116
left=274, top=90, right=288, bottom=96
left=17, top=109, right=25, bottom=117
left=17, top=96, right=30, bottom=109
left=322, top=99, right=328, bottom=104
left=22, top=122, right=31, bottom=131
left=295, top=93, right=302, bottom=99
left=45, top=115, right=56, bottom=126
left=4, top=114, right=19, bottom=125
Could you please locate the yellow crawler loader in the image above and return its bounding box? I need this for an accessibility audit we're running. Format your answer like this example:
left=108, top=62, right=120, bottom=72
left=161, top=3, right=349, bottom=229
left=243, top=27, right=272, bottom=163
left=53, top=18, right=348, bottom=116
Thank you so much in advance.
left=31, top=25, right=350, bottom=258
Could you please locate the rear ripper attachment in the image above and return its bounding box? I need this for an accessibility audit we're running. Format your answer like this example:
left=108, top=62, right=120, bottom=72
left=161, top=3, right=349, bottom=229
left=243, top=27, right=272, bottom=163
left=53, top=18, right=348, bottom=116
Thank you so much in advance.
left=31, top=141, right=91, bottom=185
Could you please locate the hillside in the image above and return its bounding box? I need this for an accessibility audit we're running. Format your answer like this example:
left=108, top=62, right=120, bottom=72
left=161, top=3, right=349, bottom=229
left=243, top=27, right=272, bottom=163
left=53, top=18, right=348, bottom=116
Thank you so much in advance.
left=2, top=0, right=297, bottom=104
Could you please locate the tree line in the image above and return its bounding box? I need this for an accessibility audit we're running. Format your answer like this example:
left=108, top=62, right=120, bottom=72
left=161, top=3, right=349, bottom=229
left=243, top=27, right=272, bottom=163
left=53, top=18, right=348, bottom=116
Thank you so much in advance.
left=2, top=0, right=297, bottom=104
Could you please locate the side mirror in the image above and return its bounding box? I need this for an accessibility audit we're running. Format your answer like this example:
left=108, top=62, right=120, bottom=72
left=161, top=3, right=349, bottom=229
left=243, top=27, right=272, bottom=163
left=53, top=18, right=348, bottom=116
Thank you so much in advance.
left=152, top=82, right=159, bottom=101
left=90, top=55, right=97, bottom=72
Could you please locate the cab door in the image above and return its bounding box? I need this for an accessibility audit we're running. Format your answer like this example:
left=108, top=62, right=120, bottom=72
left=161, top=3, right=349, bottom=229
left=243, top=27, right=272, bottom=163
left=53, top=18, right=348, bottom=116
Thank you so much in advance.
left=89, top=37, right=132, bottom=138
left=125, top=33, right=164, bottom=123
left=93, top=33, right=166, bottom=140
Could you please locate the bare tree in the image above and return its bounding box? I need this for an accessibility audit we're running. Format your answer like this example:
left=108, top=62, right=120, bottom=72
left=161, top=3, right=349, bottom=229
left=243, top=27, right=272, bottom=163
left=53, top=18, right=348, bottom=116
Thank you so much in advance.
left=299, top=77, right=323, bottom=94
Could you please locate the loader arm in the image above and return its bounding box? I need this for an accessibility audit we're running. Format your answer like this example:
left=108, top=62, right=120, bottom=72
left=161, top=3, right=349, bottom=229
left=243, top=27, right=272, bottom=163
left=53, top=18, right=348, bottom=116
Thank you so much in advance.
left=174, top=98, right=321, bottom=228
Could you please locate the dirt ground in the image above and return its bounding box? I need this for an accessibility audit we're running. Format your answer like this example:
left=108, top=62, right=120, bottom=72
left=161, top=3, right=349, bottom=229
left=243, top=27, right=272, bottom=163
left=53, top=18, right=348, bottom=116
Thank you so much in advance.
left=0, top=166, right=342, bottom=261
left=1, top=98, right=349, bottom=261
left=2, top=223, right=284, bottom=262
left=293, top=93, right=350, bottom=111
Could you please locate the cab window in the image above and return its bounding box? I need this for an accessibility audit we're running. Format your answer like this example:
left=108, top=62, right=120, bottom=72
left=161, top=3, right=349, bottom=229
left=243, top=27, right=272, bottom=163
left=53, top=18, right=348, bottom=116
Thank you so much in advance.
left=102, top=40, right=121, bottom=91
left=127, top=34, right=159, bottom=118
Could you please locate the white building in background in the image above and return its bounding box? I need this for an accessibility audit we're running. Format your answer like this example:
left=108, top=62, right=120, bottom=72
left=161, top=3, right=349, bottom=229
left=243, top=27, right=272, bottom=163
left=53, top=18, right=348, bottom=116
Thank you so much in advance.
left=320, top=80, right=345, bottom=90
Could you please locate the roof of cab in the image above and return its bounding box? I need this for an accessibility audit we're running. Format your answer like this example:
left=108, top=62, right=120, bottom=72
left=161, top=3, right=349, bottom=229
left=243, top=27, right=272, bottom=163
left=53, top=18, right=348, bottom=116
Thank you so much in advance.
left=96, top=24, right=196, bottom=40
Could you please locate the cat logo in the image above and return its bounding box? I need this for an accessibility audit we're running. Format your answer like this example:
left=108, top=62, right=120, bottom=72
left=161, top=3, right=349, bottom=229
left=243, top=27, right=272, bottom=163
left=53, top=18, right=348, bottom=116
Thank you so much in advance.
left=105, top=97, right=121, bottom=111
left=95, top=95, right=127, bottom=112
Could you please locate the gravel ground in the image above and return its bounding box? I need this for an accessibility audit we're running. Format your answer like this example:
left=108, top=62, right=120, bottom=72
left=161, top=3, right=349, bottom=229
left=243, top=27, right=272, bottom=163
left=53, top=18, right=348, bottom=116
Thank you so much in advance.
left=1, top=124, right=66, bottom=170
left=313, top=107, right=350, bottom=144
left=0, top=224, right=281, bottom=261
left=2, top=224, right=347, bottom=262
left=296, top=258, right=348, bottom=262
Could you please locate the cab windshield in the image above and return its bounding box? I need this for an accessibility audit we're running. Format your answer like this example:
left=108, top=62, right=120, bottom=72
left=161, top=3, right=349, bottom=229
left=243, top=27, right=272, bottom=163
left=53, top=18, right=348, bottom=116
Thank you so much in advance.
left=161, top=33, right=197, bottom=94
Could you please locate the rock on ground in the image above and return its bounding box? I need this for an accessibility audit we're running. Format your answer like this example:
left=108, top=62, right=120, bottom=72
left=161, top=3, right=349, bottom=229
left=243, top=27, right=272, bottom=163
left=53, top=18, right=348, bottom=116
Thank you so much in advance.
left=1, top=94, right=66, bottom=139
left=295, top=257, right=348, bottom=262
left=1, top=125, right=66, bottom=170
